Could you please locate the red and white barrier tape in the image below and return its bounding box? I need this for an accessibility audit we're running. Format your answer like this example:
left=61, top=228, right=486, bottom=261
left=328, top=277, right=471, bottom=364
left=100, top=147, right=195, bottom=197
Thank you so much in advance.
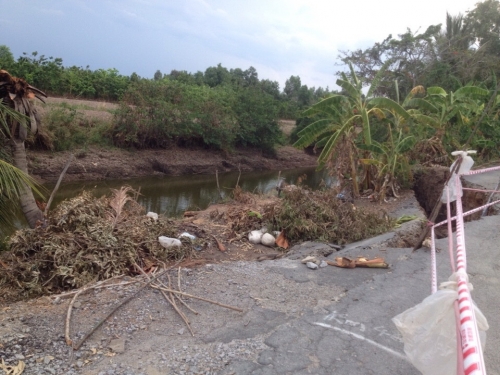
left=453, top=174, right=486, bottom=375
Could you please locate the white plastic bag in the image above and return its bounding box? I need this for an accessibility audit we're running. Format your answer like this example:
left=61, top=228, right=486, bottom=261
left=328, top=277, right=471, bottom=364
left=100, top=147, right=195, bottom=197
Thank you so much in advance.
left=440, top=151, right=475, bottom=203
left=393, top=279, right=488, bottom=375
left=158, top=236, right=182, bottom=248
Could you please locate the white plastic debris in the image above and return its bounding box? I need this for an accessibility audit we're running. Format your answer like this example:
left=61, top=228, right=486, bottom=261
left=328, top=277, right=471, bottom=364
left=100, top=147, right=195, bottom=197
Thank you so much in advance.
left=158, top=236, right=182, bottom=248
left=146, top=212, right=158, bottom=221
left=261, top=233, right=276, bottom=247
left=248, top=230, right=264, bottom=244
left=393, top=274, right=488, bottom=375
left=441, top=150, right=476, bottom=203
left=319, top=260, right=328, bottom=268
left=179, top=232, right=196, bottom=240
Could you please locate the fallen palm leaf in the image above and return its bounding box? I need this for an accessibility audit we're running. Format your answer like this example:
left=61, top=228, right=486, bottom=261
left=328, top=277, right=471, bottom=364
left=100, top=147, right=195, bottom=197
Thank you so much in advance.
left=328, top=256, right=388, bottom=269
left=327, top=257, right=356, bottom=268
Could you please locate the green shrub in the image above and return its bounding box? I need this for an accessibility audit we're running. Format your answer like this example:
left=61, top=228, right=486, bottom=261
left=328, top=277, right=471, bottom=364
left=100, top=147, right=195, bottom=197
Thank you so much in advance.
left=112, top=81, right=235, bottom=151
left=38, top=103, right=113, bottom=151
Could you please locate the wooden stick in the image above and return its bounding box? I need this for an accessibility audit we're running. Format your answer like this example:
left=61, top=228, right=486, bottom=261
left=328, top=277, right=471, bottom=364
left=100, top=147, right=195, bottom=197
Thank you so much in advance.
left=72, top=269, right=169, bottom=351
left=135, top=263, right=194, bottom=336
left=150, top=284, right=244, bottom=312
left=65, top=276, right=130, bottom=345
left=173, top=268, right=198, bottom=314
left=235, top=163, right=241, bottom=188
left=177, top=267, right=181, bottom=294
left=215, top=169, right=223, bottom=201
left=45, top=153, right=74, bottom=215
left=167, top=273, right=194, bottom=336
left=159, top=288, right=193, bottom=336
left=65, top=287, right=88, bottom=346
left=53, top=280, right=138, bottom=300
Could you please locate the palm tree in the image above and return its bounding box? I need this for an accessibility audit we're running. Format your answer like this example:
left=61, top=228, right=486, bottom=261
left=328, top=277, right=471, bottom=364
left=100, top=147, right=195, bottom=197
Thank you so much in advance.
left=0, top=70, right=47, bottom=228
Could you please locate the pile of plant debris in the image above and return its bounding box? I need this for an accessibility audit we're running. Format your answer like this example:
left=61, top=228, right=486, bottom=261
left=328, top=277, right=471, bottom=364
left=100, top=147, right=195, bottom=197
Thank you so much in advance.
left=0, top=185, right=396, bottom=302
left=263, top=187, right=395, bottom=244
left=0, top=187, right=192, bottom=301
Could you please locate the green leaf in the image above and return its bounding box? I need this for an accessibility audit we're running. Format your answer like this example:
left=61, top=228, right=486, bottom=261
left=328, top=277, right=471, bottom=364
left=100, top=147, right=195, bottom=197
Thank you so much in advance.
left=426, top=86, right=447, bottom=97
left=454, top=86, right=489, bottom=99
left=317, top=121, right=351, bottom=168
left=294, top=119, right=336, bottom=148
left=395, top=136, right=415, bottom=153
left=405, top=98, right=439, bottom=112
left=360, top=108, right=371, bottom=145
left=336, top=78, right=359, bottom=100
left=302, top=95, right=345, bottom=117
left=369, top=97, right=410, bottom=120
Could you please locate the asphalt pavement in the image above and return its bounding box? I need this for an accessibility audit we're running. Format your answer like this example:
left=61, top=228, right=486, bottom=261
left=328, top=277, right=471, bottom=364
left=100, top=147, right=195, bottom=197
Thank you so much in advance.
left=215, top=169, right=500, bottom=374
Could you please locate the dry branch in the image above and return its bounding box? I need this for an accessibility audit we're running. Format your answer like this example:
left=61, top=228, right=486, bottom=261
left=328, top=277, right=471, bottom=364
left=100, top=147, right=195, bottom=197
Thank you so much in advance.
left=71, top=269, right=169, bottom=351
left=45, top=154, right=74, bottom=215
left=150, top=284, right=244, bottom=312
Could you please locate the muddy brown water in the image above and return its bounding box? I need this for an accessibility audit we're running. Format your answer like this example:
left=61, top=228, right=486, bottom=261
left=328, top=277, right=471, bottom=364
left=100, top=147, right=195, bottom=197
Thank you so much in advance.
left=45, top=167, right=332, bottom=218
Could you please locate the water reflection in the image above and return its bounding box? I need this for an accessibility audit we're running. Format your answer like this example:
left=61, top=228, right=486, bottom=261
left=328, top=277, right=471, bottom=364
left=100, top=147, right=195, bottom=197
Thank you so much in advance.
left=47, top=167, right=332, bottom=217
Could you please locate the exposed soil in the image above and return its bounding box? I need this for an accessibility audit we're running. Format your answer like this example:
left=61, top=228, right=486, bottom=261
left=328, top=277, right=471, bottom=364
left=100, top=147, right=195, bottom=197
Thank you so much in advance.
left=413, top=165, right=496, bottom=237
left=27, top=145, right=318, bottom=184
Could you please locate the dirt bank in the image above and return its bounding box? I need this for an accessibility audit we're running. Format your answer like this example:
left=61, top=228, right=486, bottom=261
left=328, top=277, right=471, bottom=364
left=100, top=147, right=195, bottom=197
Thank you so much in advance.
left=27, top=145, right=318, bottom=184
left=28, top=97, right=316, bottom=183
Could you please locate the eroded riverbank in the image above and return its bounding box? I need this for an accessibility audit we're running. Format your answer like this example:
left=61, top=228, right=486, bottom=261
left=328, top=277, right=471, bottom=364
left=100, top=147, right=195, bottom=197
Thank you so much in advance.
left=27, top=145, right=318, bottom=184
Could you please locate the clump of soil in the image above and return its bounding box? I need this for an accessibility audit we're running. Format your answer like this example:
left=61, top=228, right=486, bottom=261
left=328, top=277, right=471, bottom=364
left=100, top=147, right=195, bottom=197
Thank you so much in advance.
left=413, top=165, right=494, bottom=225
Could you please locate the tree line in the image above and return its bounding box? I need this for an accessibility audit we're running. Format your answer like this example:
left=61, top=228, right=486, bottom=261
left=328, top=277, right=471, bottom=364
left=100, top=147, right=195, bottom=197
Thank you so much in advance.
left=0, top=46, right=328, bottom=118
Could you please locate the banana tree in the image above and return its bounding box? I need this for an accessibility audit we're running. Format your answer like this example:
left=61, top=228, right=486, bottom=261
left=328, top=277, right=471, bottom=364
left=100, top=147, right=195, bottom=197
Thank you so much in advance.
left=358, top=81, right=415, bottom=202
left=0, top=70, right=47, bottom=228
left=294, top=61, right=410, bottom=196
left=404, top=84, right=489, bottom=152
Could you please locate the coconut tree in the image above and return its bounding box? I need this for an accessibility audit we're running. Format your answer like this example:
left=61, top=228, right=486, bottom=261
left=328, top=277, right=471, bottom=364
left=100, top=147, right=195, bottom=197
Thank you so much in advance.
left=0, top=70, right=47, bottom=228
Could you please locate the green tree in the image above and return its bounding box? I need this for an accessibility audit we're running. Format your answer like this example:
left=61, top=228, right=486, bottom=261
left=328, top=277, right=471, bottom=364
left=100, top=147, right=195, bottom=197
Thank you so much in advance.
left=338, top=26, right=441, bottom=99
left=466, top=0, right=500, bottom=56
left=154, top=69, right=163, bottom=81
left=204, top=64, right=230, bottom=87
left=0, top=45, right=14, bottom=71
left=233, top=86, right=281, bottom=153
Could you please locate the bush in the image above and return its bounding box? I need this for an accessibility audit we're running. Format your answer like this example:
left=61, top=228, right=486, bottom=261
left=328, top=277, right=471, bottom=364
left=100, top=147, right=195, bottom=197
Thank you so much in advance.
left=112, top=80, right=238, bottom=150
left=232, top=87, right=281, bottom=153
left=36, top=103, right=113, bottom=151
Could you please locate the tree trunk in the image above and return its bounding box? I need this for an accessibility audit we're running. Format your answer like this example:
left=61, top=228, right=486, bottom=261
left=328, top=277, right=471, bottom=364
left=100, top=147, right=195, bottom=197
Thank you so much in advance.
left=11, top=139, right=43, bottom=228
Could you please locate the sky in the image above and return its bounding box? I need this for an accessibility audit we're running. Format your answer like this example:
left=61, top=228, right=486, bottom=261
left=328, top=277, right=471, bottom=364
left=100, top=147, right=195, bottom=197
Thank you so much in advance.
left=0, top=0, right=481, bottom=91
